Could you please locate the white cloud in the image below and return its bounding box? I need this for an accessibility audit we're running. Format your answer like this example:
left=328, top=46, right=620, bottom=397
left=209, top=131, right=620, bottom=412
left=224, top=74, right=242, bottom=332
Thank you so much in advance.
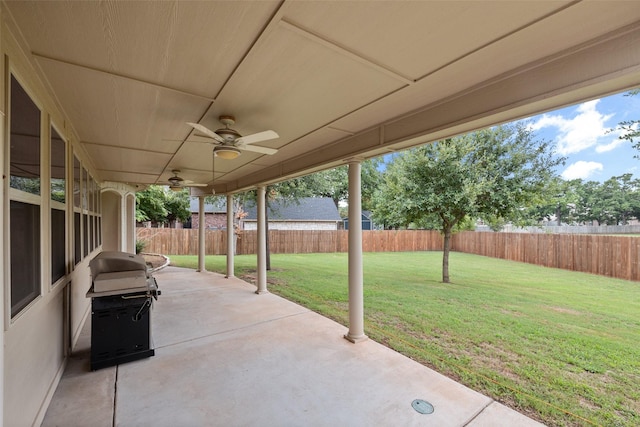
left=561, top=161, right=603, bottom=180
left=595, top=138, right=626, bottom=153
left=530, top=100, right=614, bottom=155
left=596, top=121, right=638, bottom=153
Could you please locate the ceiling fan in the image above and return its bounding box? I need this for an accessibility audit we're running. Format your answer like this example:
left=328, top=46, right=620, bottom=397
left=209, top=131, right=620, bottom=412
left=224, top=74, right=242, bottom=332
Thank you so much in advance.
left=187, top=115, right=279, bottom=159
left=167, top=169, right=207, bottom=192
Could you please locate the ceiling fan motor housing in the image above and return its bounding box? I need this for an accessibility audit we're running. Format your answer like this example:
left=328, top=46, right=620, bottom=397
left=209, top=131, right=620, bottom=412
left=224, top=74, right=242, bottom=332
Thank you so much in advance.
left=215, top=127, right=242, bottom=142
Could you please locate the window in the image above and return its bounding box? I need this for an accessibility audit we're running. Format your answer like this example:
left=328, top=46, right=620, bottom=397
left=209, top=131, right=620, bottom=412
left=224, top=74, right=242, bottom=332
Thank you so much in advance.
left=10, top=77, right=40, bottom=195
left=9, top=75, right=42, bottom=316
left=10, top=202, right=41, bottom=316
left=74, top=212, right=81, bottom=265
left=73, top=154, right=81, bottom=209
left=73, top=154, right=81, bottom=265
left=82, top=167, right=88, bottom=258
left=83, top=213, right=89, bottom=259
left=51, top=126, right=66, bottom=283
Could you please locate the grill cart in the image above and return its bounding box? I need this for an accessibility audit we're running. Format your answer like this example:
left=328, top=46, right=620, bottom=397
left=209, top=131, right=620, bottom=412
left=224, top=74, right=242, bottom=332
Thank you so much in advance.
left=87, top=251, right=160, bottom=370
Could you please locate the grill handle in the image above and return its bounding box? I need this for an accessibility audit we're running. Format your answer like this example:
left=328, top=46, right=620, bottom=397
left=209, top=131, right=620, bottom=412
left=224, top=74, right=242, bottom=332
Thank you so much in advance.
left=133, top=299, right=152, bottom=321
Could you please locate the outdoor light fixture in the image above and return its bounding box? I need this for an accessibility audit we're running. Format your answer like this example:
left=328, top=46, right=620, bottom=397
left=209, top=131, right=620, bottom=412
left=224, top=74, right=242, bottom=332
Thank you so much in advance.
left=169, top=185, right=183, bottom=192
left=214, top=146, right=241, bottom=159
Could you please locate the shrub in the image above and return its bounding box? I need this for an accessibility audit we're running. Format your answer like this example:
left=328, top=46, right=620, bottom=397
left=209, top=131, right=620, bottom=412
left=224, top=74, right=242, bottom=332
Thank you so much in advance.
left=135, top=240, right=146, bottom=254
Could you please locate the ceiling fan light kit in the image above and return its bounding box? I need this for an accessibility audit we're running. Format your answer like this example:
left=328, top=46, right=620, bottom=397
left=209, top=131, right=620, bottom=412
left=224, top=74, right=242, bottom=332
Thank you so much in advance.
left=214, top=146, right=241, bottom=159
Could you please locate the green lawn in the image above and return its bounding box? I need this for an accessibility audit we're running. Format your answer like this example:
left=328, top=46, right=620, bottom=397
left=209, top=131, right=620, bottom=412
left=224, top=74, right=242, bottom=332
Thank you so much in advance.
left=168, top=252, right=640, bottom=427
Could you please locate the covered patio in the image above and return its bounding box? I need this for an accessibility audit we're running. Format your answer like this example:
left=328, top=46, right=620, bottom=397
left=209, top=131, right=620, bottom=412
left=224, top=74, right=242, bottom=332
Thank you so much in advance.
left=2, top=2, right=640, bottom=425
left=42, top=266, right=542, bottom=427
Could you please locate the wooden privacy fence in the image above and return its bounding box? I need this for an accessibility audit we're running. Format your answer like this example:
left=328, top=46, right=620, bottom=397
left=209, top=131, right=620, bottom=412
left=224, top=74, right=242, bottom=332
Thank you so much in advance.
left=136, top=228, right=443, bottom=256
left=451, top=231, right=640, bottom=282
left=137, top=228, right=640, bottom=281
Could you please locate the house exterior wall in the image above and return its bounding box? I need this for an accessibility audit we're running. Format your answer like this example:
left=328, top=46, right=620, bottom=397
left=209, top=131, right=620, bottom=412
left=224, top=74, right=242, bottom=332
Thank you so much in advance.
left=191, top=212, right=228, bottom=229
left=243, top=221, right=338, bottom=231
left=0, top=13, right=131, bottom=426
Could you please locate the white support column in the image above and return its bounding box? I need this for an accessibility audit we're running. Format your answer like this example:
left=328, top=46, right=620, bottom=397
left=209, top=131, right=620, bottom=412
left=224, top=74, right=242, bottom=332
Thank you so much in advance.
left=345, top=161, right=367, bottom=343
left=256, top=186, right=268, bottom=294
left=120, top=194, right=127, bottom=252
left=197, top=195, right=206, bottom=272
left=226, top=194, right=235, bottom=278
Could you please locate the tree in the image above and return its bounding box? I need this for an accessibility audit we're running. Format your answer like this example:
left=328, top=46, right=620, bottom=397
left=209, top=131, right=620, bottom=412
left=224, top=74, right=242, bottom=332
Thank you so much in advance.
left=285, top=159, right=382, bottom=210
left=136, top=185, right=190, bottom=227
left=164, top=189, right=191, bottom=225
left=237, top=159, right=382, bottom=269
left=613, top=89, right=640, bottom=155
left=593, top=174, right=640, bottom=225
left=522, top=178, right=584, bottom=226
left=136, top=185, right=168, bottom=224
left=373, top=124, right=564, bottom=283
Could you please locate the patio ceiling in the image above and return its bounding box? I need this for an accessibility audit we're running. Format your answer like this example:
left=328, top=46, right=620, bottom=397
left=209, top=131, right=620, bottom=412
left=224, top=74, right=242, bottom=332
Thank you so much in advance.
left=4, top=1, right=640, bottom=194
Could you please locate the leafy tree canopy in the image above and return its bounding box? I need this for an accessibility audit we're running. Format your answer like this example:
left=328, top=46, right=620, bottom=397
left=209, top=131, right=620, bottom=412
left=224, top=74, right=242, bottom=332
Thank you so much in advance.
left=613, top=89, right=640, bottom=155
left=373, top=123, right=564, bottom=282
left=136, top=185, right=190, bottom=226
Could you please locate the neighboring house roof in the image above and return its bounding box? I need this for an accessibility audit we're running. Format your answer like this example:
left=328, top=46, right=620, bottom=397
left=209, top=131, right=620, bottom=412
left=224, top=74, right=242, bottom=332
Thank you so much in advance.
left=189, top=197, right=227, bottom=214
left=342, top=211, right=373, bottom=221
left=244, top=197, right=341, bottom=221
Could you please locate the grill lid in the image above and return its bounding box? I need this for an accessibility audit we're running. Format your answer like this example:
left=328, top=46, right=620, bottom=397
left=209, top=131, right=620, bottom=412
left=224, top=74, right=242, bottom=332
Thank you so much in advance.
left=90, top=251, right=148, bottom=279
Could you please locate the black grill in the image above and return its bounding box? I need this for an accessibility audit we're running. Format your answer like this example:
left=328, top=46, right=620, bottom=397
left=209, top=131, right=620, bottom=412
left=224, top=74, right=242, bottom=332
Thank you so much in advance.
left=87, top=251, right=160, bottom=370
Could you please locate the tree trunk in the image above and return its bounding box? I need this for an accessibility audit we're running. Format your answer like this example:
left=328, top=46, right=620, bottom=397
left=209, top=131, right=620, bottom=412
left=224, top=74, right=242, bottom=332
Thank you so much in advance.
left=442, top=226, right=452, bottom=283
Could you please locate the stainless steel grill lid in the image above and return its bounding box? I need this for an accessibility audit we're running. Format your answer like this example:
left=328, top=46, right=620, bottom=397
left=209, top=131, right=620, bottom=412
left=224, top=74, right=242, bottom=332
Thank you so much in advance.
left=89, top=251, right=157, bottom=295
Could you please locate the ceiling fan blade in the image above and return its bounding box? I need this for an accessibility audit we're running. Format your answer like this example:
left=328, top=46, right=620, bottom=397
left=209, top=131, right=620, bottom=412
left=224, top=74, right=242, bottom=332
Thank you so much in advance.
left=186, top=122, right=224, bottom=143
left=236, top=130, right=278, bottom=145
left=238, top=144, right=278, bottom=155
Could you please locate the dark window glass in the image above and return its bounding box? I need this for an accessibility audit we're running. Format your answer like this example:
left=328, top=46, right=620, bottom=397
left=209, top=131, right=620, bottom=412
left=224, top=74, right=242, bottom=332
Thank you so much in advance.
left=89, top=215, right=94, bottom=251
left=81, top=167, right=88, bottom=210
left=11, top=201, right=41, bottom=316
left=10, top=76, right=41, bottom=195
left=73, top=155, right=81, bottom=208
left=87, top=175, right=93, bottom=213
left=83, top=213, right=89, bottom=258
left=51, top=127, right=65, bottom=203
left=51, top=209, right=66, bottom=283
left=90, top=176, right=97, bottom=213
left=74, top=212, right=81, bottom=265
left=98, top=217, right=102, bottom=246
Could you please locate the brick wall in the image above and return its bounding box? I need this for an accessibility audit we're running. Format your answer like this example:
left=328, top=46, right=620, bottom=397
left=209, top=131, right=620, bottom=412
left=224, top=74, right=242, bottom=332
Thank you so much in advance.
left=191, top=213, right=228, bottom=229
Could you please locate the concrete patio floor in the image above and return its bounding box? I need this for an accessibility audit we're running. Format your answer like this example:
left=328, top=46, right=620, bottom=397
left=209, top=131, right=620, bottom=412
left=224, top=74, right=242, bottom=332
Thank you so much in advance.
left=42, top=266, right=545, bottom=427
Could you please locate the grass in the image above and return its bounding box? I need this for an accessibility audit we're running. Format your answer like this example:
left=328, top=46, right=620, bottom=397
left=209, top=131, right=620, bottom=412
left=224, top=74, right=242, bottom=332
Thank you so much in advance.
left=168, top=252, right=640, bottom=427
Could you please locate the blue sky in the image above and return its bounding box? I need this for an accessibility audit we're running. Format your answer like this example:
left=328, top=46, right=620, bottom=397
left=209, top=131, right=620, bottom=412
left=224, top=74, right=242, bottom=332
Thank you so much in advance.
left=524, top=90, right=640, bottom=182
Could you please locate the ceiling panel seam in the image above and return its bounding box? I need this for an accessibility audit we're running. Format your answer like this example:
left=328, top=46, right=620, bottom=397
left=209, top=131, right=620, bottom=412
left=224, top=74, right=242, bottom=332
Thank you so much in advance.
left=241, top=83, right=408, bottom=163
left=411, top=0, right=581, bottom=84
left=97, top=170, right=158, bottom=177
left=402, top=19, right=640, bottom=125
left=161, top=1, right=287, bottom=184
left=81, top=141, right=176, bottom=155
left=31, top=52, right=215, bottom=101
left=326, top=126, right=355, bottom=136
left=279, top=19, right=414, bottom=85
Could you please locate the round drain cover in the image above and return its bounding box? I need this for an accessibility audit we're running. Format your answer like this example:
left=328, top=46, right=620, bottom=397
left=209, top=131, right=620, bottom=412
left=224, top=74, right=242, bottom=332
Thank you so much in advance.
left=411, top=399, right=434, bottom=414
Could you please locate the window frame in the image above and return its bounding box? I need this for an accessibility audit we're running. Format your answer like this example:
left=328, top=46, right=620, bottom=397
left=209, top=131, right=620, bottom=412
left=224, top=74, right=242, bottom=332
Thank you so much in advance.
left=50, top=123, right=67, bottom=286
left=7, top=72, right=45, bottom=320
